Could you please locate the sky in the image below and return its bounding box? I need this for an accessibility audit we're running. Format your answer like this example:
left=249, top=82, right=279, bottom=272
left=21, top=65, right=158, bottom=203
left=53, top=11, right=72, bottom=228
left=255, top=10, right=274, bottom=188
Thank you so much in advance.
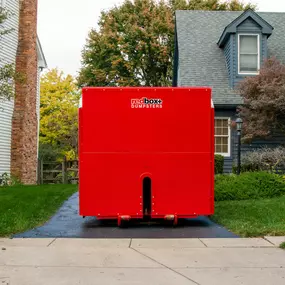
left=37, top=0, right=285, bottom=77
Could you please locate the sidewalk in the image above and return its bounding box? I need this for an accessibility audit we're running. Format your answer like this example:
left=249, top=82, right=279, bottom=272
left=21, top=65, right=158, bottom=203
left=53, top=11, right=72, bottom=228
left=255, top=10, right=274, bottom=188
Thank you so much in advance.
left=0, top=237, right=285, bottom=285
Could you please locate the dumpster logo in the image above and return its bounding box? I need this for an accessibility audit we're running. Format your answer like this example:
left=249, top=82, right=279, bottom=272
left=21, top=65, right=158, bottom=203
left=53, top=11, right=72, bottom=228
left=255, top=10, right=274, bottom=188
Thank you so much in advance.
left=131, top=97, right=163, bottom=109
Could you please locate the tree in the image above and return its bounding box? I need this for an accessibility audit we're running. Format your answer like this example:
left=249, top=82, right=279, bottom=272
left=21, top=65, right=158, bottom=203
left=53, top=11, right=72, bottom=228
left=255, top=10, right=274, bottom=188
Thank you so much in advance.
left=238, top=57, right=285, bottom=142
left=78, top=0, right=255, bottom=87
left=0, top=7, right=16, bottom=101
left=39, top=69, right=80, bottom=161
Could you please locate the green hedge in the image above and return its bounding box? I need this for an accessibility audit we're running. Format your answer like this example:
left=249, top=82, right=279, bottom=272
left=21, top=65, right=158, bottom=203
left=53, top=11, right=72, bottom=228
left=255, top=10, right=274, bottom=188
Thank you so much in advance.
left=215, top=155, right=224, bottom=174
left=215, top=172, right=285, bottom=201
left=232, top=164, right=260, bottom=174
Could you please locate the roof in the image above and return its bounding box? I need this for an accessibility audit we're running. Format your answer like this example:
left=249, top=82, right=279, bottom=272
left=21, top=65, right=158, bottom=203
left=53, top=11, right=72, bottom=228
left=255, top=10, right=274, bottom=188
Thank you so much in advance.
left=175, top=10, right=285, bottom=105
left=217, top=9, right=273, bottom=47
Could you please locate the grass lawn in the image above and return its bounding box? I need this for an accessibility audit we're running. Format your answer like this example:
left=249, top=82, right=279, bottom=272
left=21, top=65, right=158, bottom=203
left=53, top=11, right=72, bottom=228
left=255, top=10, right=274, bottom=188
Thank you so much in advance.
left=0, top=184, right=77, bottom=237
left=212, top=196, right=285, bottom=237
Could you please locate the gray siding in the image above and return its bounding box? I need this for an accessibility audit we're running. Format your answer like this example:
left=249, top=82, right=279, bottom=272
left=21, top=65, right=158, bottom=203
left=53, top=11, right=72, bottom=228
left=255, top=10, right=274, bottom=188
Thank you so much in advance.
left=236, top=17, right=262, bottom=32
left=224, top=35, right=234, bottom=87
left=0, top=0, right=19, bottom=175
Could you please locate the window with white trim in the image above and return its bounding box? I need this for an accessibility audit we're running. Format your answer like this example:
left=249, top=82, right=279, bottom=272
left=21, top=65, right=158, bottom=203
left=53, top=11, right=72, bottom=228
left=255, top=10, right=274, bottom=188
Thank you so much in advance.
left=238, top=34, right=260, bottom=74
left=215, top=118, right=231, bottom=156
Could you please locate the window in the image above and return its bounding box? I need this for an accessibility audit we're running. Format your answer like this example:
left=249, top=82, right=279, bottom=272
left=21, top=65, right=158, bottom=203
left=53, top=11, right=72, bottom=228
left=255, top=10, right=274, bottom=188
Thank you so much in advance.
left=238, top=34, right=260, bottom=74
left=215, top=118, right=231, bottom=156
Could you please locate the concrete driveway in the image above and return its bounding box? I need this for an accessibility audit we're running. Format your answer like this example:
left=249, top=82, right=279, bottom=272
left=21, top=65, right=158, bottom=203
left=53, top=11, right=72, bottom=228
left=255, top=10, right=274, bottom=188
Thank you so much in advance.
left=15, top=192, right=237, bottom=238
left=1, top=237, right=285, bottom=285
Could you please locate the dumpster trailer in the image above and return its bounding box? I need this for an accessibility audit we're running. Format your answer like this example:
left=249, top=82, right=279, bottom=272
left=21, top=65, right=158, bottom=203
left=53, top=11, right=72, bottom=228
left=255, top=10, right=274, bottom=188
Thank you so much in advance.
left=79, top=87, right=214, bottom=226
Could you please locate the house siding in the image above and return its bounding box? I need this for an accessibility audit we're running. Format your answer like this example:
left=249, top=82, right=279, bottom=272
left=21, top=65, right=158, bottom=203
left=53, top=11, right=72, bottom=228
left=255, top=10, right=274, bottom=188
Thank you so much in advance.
left=236, top=17, right=261, bottom=32
left=0, top=0, right=19, bottom=175
left=224, top=35, right=234, bottom=87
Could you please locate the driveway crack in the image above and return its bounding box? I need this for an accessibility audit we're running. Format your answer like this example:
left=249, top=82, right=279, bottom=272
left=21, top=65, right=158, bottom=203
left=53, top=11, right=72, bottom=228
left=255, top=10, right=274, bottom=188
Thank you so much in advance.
left=130, top=247, right=201, bottom=285
left=47, top=238, right=56, bottom=247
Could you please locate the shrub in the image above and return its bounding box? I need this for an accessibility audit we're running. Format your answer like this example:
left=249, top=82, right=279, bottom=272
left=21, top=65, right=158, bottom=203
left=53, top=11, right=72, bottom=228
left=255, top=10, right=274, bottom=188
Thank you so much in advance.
left=233, top=147, right=285, bottom=173
left=215, top=155, right=224, bottom=174
left=215, top=172, right=285, bottom=201
left=0, top=173, right=21, bottom=187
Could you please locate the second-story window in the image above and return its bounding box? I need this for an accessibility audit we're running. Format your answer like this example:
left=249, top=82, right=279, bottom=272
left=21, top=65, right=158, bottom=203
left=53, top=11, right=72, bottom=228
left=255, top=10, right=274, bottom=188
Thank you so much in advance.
left=238, top=34, right=260, bottom=75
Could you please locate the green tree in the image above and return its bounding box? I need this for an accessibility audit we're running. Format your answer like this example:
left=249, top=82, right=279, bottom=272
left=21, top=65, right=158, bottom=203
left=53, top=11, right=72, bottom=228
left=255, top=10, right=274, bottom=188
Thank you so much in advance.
left=0, top=7, right=16, bottom=101
left=78, top=0, right=255, bottom=87
left=39, top=69, right=80, bottom=161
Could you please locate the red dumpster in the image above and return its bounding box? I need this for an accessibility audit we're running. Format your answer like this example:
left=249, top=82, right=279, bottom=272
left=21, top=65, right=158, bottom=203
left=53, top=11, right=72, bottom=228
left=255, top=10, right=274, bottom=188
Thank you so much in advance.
left=79, top=87, right=214, bottom=226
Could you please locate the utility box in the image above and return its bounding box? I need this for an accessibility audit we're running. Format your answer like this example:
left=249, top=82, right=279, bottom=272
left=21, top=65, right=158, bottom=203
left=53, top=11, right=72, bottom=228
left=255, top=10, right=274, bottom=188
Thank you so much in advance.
left=79, top=87, right=214, bottom=226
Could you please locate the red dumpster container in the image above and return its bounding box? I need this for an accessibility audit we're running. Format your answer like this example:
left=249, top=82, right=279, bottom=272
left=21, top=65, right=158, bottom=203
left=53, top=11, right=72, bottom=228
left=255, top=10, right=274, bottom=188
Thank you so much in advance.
left=79, top=87, right=214, bottom=226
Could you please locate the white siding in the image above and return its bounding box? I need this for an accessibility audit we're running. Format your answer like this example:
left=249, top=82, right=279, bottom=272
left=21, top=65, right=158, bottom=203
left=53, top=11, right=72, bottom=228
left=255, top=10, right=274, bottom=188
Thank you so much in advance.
left=0, top=0, right=19, bottom=175
left=36, top=67, right=41, bottom=159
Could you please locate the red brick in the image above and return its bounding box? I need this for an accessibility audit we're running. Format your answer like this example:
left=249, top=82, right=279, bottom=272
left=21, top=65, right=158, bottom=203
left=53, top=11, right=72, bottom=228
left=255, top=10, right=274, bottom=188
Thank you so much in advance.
left=11, top=0, right=38, bottom=185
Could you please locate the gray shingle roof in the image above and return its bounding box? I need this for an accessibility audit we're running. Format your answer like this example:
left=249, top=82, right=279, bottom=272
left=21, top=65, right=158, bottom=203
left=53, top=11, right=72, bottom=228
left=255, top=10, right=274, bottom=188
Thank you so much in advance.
left=175, top=10, right=285, bottom=106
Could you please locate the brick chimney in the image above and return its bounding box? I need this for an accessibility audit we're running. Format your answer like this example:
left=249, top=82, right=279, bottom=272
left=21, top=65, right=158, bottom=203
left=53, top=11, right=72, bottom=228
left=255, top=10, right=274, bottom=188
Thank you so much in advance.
left=11, top=0, right=38, bottom=184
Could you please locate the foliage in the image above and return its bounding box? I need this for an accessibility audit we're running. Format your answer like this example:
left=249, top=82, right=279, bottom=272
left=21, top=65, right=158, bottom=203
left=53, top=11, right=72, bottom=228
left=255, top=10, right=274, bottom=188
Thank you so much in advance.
left=212, top=196, right=285, bottom=237
left=39, top=69, right=80, bottom=161
left=78, top=0, right=254, bottom=87
left=38, top=143, right=62, bottom=162
left=233, top=147, right=285, bottom=174
left=0, top=8, right=17, bottom=101
left=215, top=154, right=224, bottom=174
left=280, top=242, right=285, bottom=249
left=238, top=57, right=285, bottom=142
left=0, top=184, right=77, bottom=237
left=0, top=172, right=21, bottom=187
left=215, top=172, right=285, bottom=201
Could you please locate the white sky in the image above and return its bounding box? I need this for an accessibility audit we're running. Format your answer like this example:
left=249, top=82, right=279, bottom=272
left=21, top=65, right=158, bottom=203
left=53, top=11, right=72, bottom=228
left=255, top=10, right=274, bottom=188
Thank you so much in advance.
left=37, top=0, right=285, bottom=77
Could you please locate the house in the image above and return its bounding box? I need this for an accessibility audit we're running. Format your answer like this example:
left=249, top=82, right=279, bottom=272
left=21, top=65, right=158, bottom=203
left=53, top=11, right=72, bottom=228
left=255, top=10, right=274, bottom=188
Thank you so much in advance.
left=0, top=0, right=47, bottom=183
left=173, top=9, right=285, bottom=172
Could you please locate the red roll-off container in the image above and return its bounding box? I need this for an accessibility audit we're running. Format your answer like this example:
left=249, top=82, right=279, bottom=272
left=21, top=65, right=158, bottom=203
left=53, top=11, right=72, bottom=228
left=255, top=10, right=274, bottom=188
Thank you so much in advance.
left=79, top=87, right=214, bottom=226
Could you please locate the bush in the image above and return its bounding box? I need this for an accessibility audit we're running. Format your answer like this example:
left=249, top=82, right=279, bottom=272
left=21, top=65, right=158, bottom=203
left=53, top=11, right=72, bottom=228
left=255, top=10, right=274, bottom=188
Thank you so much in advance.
left=215, top=172, right=285, bottom=201
left=215, top=155, right=224, bottom=174
left=232, top=164, right=260, bottom=174
left=233, top=147, right=285, bottom=173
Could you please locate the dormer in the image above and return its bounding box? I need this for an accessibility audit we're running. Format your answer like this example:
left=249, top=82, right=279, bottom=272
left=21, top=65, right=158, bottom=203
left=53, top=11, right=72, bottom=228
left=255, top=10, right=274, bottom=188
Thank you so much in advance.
left=217, top=9, right=274, bottom=87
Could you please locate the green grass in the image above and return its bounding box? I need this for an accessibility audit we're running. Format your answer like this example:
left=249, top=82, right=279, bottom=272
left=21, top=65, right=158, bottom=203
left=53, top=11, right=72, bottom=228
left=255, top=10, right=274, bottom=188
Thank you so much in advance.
left=0, top=184, right=77, bottom=237
left=212, top=195, right=285, bottom=237
left=280, top=242, right=285, bottom=249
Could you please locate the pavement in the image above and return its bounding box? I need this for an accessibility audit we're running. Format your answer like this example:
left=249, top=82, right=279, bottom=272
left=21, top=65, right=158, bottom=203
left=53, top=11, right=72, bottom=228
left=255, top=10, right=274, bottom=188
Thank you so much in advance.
left=0, top=237, right=285, bottom=285
left=14, top=192, right=237, bottom=238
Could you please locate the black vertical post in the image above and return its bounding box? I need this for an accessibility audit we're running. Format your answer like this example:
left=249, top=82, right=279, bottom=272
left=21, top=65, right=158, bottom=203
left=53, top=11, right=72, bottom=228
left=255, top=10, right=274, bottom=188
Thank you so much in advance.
left=237, top=130, right=241, bottom=175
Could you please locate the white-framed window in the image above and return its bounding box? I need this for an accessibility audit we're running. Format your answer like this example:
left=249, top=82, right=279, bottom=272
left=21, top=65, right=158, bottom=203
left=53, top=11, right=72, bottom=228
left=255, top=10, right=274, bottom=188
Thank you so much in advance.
left=215, top=118, right=231, bottom=157
left=238, top=34, right=260, bottom=75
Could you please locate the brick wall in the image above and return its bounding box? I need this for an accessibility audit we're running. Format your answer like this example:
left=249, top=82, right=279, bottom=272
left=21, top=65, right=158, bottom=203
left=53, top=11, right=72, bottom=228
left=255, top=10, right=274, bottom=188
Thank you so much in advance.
left=11, top=0, right=38, bottom=184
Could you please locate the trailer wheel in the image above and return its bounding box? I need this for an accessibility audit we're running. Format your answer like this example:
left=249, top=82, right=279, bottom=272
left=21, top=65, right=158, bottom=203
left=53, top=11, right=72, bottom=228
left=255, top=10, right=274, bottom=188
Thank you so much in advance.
left=173, top=215, right=178, bottom=227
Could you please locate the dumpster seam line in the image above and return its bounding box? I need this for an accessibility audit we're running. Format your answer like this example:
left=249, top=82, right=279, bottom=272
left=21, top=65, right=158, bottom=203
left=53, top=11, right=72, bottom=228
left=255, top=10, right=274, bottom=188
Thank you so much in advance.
left=130, top=247, right=201, bottom=285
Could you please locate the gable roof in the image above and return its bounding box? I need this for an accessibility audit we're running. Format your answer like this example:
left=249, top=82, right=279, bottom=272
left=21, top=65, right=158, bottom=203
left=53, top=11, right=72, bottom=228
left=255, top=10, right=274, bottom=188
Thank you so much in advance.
left=175, top=10, right=285, bottom=106
left=217, top=9, right=274, bottom=47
